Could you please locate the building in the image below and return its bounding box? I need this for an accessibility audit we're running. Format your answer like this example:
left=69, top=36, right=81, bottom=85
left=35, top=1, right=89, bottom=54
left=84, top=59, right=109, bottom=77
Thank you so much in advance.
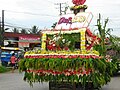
left=4, top=32, right=41, bottom=51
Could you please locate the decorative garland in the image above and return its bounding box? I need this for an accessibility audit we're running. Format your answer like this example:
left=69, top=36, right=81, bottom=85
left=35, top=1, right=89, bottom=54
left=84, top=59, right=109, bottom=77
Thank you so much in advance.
left=25, top=55, right=100, bottom=59
left=24, top=49, right=100, bottom=56
left=85, top=28, right=100, bottom=50
left=19, top=57, right=116, bottom=88
left=70, top=5, right=88, bottom=10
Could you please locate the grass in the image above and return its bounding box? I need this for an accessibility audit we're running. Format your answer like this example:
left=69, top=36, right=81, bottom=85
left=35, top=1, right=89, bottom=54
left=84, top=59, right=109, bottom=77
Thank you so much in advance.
left=0, top=65, right=11, bottom=73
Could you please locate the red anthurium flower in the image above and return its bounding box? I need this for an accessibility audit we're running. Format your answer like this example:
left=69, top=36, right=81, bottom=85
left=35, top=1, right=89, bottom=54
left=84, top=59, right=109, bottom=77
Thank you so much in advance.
left=86, top=70, right=89, bottom=75
left=85, top=55, right=90, bottom=59
left=82, top=70, right=86, bottom=75
left=72, top=0, right=86, bottom=5
left=63, top=46, right=69, bottom=51
left=32, top=56, right=36, bottom=58
left=68, top=55, right=72, bottom=58
left=25, top=56, right=28, bottom=58
left=27, top=69, right=31, bottom=73
left=58, top=55, right=61, bottom=58
left=53, top=55, right=57, bottom=58
left=73, top=70, right=77, bottom=75
left=79, top=55, right=85, bottom=58
left=28, top=55, right=32, bottom=58
left=38, top=69, right=44, bottom=73
left=72, top=55, right=77, bottom=58
left=91, top=55, right=97, bottom=59
left=38, top=55, right=43, bottom=58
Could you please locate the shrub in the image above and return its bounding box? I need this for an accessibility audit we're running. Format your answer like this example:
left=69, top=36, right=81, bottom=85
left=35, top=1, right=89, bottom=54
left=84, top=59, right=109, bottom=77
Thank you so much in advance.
left=0, top=66, right=10, bottom=73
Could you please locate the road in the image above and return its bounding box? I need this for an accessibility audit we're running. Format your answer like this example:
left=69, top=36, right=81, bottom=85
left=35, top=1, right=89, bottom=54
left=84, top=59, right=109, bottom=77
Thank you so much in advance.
left=0, top=70, right=120, bottom=90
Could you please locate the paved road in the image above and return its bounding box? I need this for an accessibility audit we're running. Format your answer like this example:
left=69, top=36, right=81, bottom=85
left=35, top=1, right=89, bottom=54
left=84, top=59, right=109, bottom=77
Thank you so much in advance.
left=0, top=70, right=120, bottom=90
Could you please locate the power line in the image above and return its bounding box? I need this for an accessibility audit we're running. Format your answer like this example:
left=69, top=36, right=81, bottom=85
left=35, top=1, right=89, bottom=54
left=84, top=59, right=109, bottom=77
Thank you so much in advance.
left=4, top=24, right=31, bottom=30
left=5, top=22, right=27, bottom=27
left=5, top=10, right=58, bottom=17
left=45, top=0, right=55, bottom=4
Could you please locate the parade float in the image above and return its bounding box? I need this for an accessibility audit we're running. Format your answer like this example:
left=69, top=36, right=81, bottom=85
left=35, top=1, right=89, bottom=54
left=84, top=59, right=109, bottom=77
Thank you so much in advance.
left=19, top=0, right=115, bottom=89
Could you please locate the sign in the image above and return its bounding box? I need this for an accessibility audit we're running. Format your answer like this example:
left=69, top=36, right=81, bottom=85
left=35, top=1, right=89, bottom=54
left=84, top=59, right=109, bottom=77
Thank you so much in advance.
left=55, top=12, right=93, bottom=30
left=19, top=42, right=29, bottom=47
left=19, top=36, right=40, bottom=41
left=19, top=36, right=40, bottom=47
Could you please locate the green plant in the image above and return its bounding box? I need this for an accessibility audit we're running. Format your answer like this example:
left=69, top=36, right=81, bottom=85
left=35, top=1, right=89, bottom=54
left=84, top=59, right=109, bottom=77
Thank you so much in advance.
left=95, top=14, right=112, bottom=56
left=19, top=57, right=115, bottom=88
left=0, top=66, right=10, bottom=73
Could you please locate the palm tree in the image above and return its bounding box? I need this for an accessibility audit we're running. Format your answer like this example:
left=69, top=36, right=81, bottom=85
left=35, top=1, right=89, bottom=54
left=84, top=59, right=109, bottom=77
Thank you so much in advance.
left=21, top=29, right=28, bottom=34
left=12, top=28, right=19, bottom=33
left=29, top=25, right=39, bottom=34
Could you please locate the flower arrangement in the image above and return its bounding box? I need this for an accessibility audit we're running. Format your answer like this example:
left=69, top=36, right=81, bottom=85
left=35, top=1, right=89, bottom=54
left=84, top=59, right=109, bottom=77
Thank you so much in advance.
left=72, top=0, right=86, bottom=5
left=45, top=32, right=80, bottom=51
left=19, top=56, right=115, bottom=88
left=70, top=5, right=88, bottom=10
left=18, top=6, right=116, bottom=89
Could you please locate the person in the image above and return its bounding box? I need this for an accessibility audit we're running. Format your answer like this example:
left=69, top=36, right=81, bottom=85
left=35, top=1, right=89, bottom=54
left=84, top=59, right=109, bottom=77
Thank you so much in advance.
left=10, top=53, right=17, bottom=73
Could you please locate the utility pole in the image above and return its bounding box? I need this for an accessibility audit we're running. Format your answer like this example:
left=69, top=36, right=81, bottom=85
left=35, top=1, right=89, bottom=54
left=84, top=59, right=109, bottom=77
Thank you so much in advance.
left=55, top=3, right=68, bottom=15
left=59, top=3, right=62, bottom=15
left=0, top=17, right=1, bottom=31
left=1, top=10, right=4, bottom=46
left=0, top=17, right=1, bottom=65
left=0, top=10, right=4, bottom=66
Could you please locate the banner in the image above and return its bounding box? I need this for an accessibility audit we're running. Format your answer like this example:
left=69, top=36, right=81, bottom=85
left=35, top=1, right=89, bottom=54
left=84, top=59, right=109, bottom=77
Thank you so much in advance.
left=19, top=36, right=40, bottom=41
left=55, top=12, right=93, bottom=30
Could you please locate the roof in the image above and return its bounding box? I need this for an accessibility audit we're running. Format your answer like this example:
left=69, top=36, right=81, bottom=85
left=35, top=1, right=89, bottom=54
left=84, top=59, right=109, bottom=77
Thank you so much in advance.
left=4, top=32, right=40, bottom=38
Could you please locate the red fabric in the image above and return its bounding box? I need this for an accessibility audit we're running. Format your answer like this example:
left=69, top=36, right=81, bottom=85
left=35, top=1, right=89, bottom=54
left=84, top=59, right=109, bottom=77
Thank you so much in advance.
left=86, top=28, right=97, bottom=50
left=72, top=0, right=86, bottom=5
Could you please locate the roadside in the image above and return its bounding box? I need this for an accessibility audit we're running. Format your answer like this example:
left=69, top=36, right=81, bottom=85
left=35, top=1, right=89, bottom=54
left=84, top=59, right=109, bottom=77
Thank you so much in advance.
left=0, top=70, right=49, bottom=90
left=0, top=70, right=120, bottom=90
left=0, top=66, right=11, bottom=73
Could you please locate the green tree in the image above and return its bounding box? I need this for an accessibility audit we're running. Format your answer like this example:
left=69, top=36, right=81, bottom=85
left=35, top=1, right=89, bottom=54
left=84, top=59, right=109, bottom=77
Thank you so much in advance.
left=21, top=29, right=28, bottom=34
left=12, top=28, right=19, bottom=33
left=95, top=14, right=112, bottom=56
left=109, top=35, right=120, bottom=57
left=29, top=26, right=39, bottom=34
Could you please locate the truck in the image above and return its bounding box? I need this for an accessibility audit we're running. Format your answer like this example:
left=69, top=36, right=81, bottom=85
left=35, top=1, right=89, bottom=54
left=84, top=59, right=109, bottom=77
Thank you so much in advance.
left=19, top=0, right=116, bottom=89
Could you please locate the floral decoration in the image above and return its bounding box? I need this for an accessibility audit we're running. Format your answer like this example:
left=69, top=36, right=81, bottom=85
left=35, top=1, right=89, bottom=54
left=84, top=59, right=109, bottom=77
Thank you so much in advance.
left=70, top=5, right=88, bottom=10
left=19, top=57, right=115, bottom=88
left=72, top=0, right=86, bottom=5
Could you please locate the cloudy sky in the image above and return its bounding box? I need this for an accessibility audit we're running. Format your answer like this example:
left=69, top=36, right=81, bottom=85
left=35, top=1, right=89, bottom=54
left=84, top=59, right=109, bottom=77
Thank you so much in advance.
left=0, top=0, right=120, bottom=36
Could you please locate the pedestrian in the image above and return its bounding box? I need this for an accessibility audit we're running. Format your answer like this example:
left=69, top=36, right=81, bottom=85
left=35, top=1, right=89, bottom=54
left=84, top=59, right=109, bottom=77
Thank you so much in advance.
left=10, top=53, right=17, bottom=73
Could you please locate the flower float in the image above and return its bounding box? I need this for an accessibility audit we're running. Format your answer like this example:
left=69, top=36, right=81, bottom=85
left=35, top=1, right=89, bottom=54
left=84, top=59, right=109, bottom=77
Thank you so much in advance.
left=19, top=0, right=116, bottom=89
left=19, top=27, right=115, bottom=89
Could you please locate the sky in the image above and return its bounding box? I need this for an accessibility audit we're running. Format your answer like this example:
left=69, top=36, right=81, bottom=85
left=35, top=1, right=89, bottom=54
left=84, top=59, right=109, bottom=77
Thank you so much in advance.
left=0, top=0, right=120, bottom=36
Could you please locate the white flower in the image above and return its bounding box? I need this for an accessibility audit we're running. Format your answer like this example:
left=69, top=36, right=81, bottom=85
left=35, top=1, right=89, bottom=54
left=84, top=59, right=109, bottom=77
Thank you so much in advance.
left=62, top=39, right=66, bottom=43
left=52, top=44, right=56, bottom=46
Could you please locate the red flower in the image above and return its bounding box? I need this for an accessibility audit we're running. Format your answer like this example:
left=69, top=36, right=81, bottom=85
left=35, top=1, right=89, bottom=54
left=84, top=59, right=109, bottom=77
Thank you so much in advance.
left=85, top=55, right=90, bottom=59
left=63, top=46, right=69, bottom=51
left=79, top=55, right=85, bottom=58
left=72, top=0, right=86, bottom=5
left=91, top=55, right=97, bottom=59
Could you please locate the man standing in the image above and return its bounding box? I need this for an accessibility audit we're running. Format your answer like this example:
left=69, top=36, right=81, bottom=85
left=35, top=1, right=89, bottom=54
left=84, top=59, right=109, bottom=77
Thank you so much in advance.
left=10, top=53, right=17, bottom=73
